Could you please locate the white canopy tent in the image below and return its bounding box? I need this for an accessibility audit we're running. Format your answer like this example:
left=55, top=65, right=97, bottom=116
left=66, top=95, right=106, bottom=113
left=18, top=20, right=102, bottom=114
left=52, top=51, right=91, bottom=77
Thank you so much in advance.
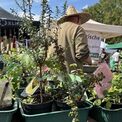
left=81, top=19, right=122, bottom=39
left=81, top=19, right=122, bottom=58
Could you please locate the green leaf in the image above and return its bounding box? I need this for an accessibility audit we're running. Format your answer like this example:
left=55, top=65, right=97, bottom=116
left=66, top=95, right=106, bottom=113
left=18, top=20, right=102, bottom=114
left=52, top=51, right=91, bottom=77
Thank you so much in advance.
left=69, top=74, right=82, bottom=83
left=106, top=101, right=112, bottom=109
left=94, top=99, right=102, bottom=106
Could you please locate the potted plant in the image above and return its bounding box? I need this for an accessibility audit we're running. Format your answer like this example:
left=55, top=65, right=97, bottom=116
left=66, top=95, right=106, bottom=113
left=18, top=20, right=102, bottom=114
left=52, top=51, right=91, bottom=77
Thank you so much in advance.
left=59, top=65, right=93, bottom=122
left=0, top=48, right=37, bottom=122
left=88, top=62, right=122, bottom=122
left=2, top=49, right=36, bottom=95
left=20, top=61, right=93, bottom=122
left=0, top=76, right=17, bottom=122
left=12, top=0, right=57, bottom=116
left=0, top=46, right=26, bottom=122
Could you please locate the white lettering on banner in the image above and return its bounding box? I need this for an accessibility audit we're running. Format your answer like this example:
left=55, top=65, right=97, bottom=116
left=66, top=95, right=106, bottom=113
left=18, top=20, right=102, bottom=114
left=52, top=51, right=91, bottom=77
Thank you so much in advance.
left=0, top=19, right=20, bottom=26
left=86, top=31, right=101, bottom=58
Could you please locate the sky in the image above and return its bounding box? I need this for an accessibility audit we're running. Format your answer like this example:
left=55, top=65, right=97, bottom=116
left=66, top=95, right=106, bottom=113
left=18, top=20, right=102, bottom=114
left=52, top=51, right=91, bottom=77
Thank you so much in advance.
left=0, top=0, right=99, bottom=20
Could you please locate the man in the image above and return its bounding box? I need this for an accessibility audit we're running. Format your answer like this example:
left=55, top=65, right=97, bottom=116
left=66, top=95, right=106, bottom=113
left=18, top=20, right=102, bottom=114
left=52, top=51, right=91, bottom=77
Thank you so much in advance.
left=57, top=6, right=92, bottom=72
left=112, top=49, right=120, bottom=63
left=111, top=49, right=120, bottom=71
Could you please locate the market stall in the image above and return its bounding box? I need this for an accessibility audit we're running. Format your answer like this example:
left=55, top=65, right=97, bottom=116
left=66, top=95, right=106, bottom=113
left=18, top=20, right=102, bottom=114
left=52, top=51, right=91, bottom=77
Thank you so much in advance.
left=0, top=7, right=20, bottom=38
left=81, top=19, right=122, bottom=58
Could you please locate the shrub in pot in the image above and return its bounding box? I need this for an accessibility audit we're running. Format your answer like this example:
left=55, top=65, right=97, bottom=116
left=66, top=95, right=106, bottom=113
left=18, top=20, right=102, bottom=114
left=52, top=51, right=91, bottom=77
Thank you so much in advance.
left=14, top=0, right=58, bottom=116
left=1, top=48, right=37, bottom=122
left=88, top=63, right=122, bottom=122
left=0, top=77, right=17, bottom=122
left=21, top=71, right=55, bottom=115
left=2, top=50, right=36, bottom=98
left=47, top=63, right=97, bottom=122
left=19, top=62, right=93, bottom=122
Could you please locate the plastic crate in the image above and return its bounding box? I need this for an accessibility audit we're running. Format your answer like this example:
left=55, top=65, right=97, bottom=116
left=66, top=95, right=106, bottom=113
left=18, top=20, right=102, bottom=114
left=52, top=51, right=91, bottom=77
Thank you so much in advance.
left=0, top=101, right=17, bottom=122
left=20, top=101, right=92, bottom=122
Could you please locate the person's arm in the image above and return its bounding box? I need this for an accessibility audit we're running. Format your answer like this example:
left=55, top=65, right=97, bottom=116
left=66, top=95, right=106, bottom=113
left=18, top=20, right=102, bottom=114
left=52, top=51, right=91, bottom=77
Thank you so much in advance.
left=75, top=26, right=92, bottom=65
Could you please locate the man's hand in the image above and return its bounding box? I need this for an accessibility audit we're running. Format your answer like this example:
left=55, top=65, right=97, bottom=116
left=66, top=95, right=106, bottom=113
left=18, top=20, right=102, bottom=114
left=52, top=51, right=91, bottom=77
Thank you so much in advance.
left=84, top=56, right=92, bottom=65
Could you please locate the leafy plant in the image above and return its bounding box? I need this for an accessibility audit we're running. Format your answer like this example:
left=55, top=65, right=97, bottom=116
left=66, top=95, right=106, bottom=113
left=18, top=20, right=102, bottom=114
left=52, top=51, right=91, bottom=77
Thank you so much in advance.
left=1, top=49, right=36, bottom=96
left=13, top=0, right=57, bottom=104
left=101, top=52, right=122, bottom=108
left=108, top=73, right=122, bottom=104
left=88, top=69, right=122, bottom=109
left=118, top=51, right=122, bottom=72
left=50, top=63, right=103, bottom=122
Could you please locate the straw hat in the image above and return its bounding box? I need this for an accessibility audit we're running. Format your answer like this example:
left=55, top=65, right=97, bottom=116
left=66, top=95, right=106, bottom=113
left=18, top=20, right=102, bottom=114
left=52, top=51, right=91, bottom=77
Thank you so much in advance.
left=57, top=6, right=91, bottom=25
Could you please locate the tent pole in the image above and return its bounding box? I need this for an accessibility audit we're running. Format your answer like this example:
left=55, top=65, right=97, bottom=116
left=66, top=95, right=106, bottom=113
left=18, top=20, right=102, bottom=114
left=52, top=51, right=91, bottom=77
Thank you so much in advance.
left=104, top=38, right=106, bottom=43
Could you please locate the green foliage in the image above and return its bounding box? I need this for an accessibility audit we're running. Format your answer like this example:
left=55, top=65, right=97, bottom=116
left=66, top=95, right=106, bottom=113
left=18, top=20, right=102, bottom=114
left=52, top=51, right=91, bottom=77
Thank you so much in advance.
left=118, top=51, right=122, bottom=71
left=3, top=53, right=23, bottom=93
left=14, top=0, right=66, bottom=105
left=110, top=73, right=122, bottom=103
left=19, top=1, right=54, bottom=78
left=85, top=0, right=122, bottom=25
left=92, top=52, right=122, bottom=109
left=2, top=50, right=36, bottom=95
left=62, top=0, right=68, bottom=16
left=53, top=64, right=103, bottom=122
left=54, top=0, right=68, bottom=19
left=88, top=70, right=122, bottom=109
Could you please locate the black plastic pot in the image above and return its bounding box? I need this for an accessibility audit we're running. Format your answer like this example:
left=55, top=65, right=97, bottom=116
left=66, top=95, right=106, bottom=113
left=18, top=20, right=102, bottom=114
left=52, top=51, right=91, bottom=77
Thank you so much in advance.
left=54, top=100, right=70, bottom=111
left=12, top=109, right=25, bottom=122
left=55, top=100, right=91, bottom=111
left=77, top=101, right=91, bottom=108
left=22, top=99, right=53, bottom=115
left=111, top=103, right=122, bottom=109
left=0, top=104, right=13, bottom=111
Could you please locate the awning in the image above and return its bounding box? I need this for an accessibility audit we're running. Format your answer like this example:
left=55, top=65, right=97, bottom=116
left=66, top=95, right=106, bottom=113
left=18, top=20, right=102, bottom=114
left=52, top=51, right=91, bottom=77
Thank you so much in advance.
left=106, top=42, right=122, bottom=49
left=81, top=19, right=122, bottom=39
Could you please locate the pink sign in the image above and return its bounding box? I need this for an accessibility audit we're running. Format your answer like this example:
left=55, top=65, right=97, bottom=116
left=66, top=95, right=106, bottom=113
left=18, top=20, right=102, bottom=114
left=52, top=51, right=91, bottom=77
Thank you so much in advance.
left=93, top=63, right=113, bottom=98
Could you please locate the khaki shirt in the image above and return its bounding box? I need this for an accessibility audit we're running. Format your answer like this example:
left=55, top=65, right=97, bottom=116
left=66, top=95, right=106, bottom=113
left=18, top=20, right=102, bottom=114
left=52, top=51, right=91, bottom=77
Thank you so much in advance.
left=48, top=22, right=90, bottom=72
